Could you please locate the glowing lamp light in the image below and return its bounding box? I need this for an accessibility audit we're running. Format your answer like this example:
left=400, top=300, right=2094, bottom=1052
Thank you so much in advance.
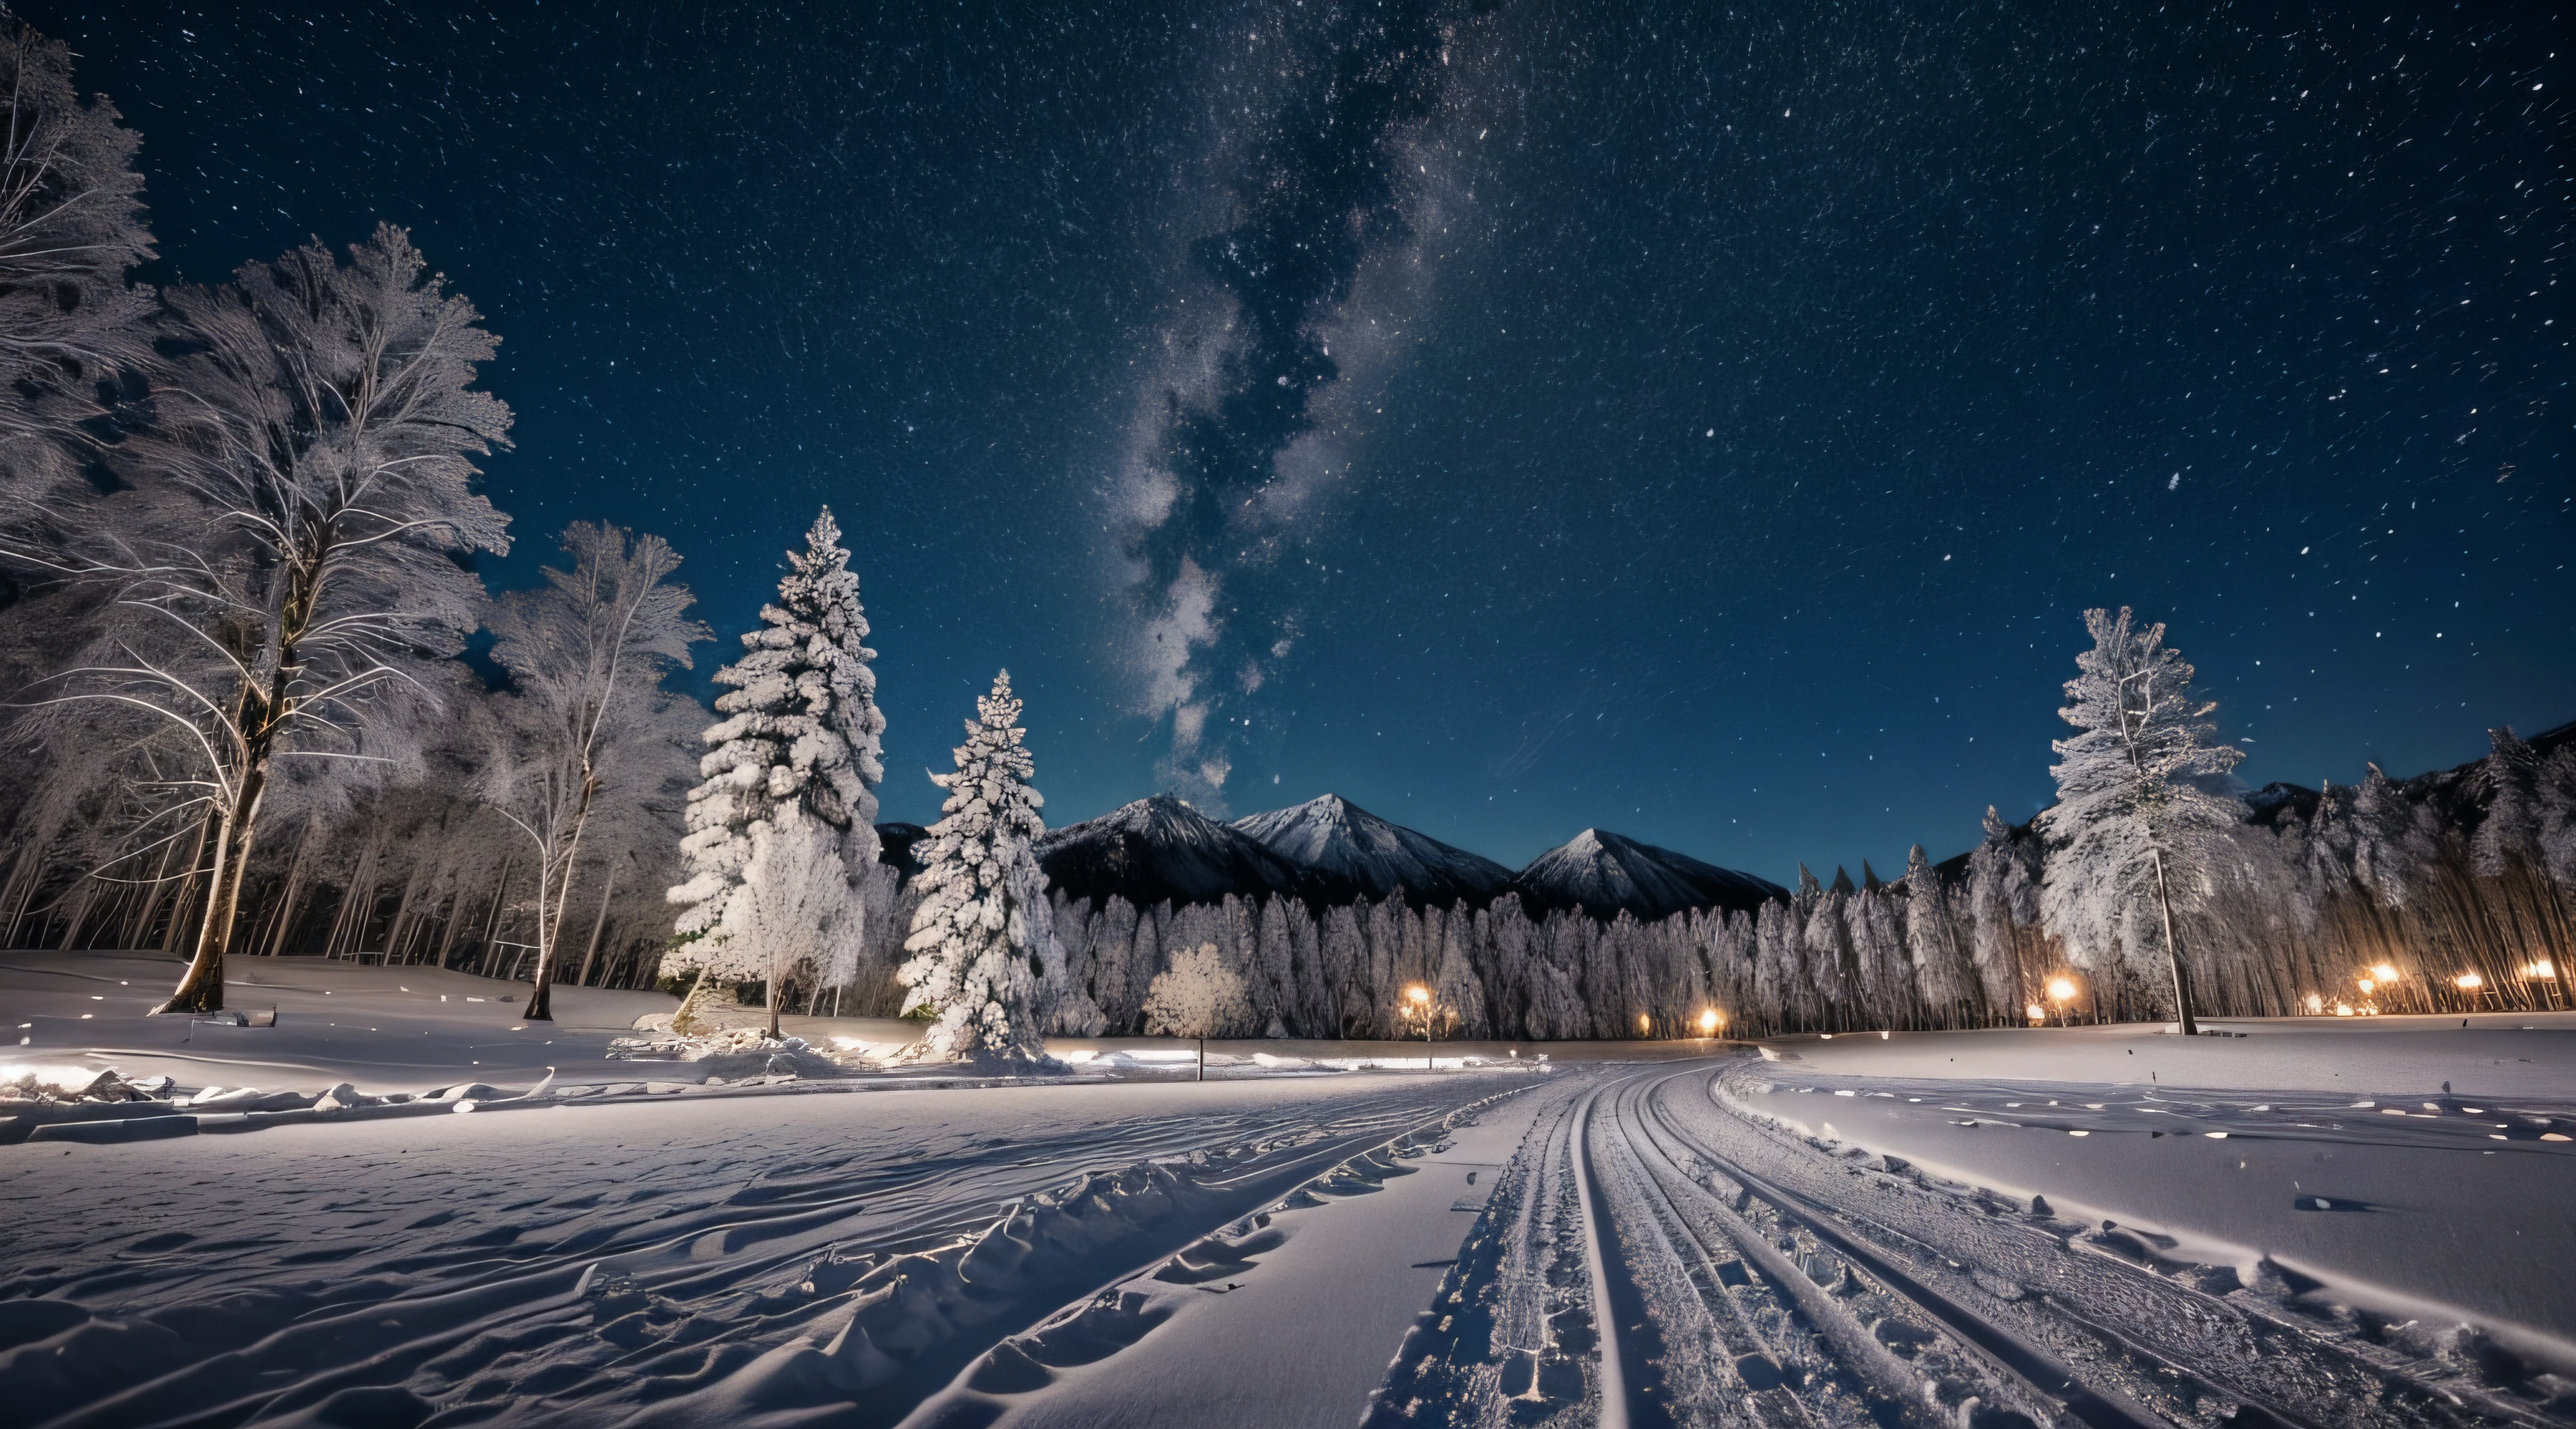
left=1638, top=1013, right=1653, bottom=1033
left=1698, top=1008, right=1721, bottom=1036
left=2454, top=972, right=2484, bottom=991
left=2046, top=978, right=2077, bottom=1003
left=1406, top=985, right=1431, bottom=1005
left=2524, top=960, right=2557, bottom=980
left=2370, top=964, right=2399, bottom=982
left=2024, top=1003, right=2047, bottom=1023
left=2304, top=993, right=2324, bottom=1013
left=2334, top=1003, right=2355, bottom=1016
left=2356, top=979, right=2374, bottom=995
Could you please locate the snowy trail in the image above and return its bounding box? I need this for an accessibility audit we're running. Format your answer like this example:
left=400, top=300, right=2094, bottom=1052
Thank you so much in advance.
left=1385, top=1059, right=2573, bottom=1428
left=0, top=1072, right=1528, bottom=1428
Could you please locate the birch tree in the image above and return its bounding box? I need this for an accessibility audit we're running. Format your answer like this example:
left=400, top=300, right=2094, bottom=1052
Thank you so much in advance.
left=480, top=522, right=707, bottom=1020
left=22, top=226, right=509, bottom=1013
left=2036, top=607, right=2245, bottom=1034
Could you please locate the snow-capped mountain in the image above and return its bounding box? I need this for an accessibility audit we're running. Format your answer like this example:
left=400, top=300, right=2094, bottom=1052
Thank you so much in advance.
left=1510, top=828, right=1787, bottom=921
left=1230, top=794, right=1515, bottom=906
left=1031, top=794, right=1309, bottom=909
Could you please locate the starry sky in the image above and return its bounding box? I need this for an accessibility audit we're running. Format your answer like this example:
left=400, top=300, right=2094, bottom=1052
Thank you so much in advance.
left=30, top=1, right=2570, bottom=882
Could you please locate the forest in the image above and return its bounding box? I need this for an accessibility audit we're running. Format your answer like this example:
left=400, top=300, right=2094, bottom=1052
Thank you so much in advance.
left=1, top=14, right=2572, bottom=1046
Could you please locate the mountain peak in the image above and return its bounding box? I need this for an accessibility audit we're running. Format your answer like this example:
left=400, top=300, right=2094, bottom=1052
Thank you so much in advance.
left=1232, top=794, right=1513, bottom=906
left=1514, top=828, right=1787, bottom=921
left=1035, top=795, right=1306, bottom=909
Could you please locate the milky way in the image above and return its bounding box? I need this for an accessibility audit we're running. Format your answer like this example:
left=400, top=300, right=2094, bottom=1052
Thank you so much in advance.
left=1118, top=0, right=1501, bottom=810
left=40, top=0, right=2570, bottom=879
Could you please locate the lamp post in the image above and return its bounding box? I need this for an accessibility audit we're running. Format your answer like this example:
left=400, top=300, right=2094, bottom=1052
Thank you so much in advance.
left=2046, top=977, right=2077, bottom=1027
left=1697, top=1007, right=1721, bottom=1052
left=1406, top=984, right=1433, bottom=1071
left=2370, top=963, right=2403, bottom=1013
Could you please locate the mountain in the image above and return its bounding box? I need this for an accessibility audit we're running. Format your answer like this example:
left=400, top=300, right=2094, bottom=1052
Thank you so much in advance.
left=1511, top=828, right=1788, bottom=921
left=1031, top=794, right=1310, bottom=910
left=1230, top=794, right=1514, bottom=906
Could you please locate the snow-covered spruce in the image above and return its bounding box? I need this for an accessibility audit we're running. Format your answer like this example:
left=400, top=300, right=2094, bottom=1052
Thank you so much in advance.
left=897, top=670, right=1064, bottom=1062
left=2036, top=606, right=2245, bottom=1033
left=665, top=507, right=887, bottom=1001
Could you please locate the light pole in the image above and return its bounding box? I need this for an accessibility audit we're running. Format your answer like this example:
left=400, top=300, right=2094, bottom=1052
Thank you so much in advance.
left=2046, top=976, right=2077, bottom=1027
left=1696, top=1007, right=1721, bottom=1051
left=1406, top=984, right=1433, bottom=1070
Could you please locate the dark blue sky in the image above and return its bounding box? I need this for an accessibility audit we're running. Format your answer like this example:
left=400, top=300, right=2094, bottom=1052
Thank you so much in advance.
left=31, top=1, right=2569, bottom=881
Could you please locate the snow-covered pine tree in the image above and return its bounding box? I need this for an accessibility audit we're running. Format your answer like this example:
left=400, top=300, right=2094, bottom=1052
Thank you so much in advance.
left=2035, top=607, right=2245, bottom=1035
left=665, top=508, right=886, bottom=984
left=896, top=670, right=1057, bottom=1062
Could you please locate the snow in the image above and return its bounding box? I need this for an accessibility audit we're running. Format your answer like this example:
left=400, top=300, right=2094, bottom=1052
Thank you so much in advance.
left=1231, top=792, right=1512, bottom=904
left=903, top=1084, right=1553, bottom=1428
left=1731, top=1017, right=2576, bottom=1378
left=1035, top=793, right=1307, bottom=908
left=7, top=951, right=2572, bottom=1426
left=0, top=1035, right=1530, bottom=1428
left=1512, top=826, right=1786, bottom=921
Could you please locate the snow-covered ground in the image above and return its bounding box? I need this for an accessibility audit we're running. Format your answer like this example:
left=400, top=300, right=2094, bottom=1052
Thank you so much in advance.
left=6, top=954, right=2572, bottom=1427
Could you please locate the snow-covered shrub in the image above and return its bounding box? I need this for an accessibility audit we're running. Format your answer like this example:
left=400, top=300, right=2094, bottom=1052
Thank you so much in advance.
left=1143, top=943, right=1254, bottom=1040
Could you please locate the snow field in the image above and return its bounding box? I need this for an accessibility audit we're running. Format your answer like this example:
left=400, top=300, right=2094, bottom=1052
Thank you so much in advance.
left=0, top=1069, right=1525, bottom=1427
left=1724, top=1064, right=2576, bottom=1381
left=897, top=1082, right=1552, bottom=1428
left=1381, top=1060, right=2573, bottom=1428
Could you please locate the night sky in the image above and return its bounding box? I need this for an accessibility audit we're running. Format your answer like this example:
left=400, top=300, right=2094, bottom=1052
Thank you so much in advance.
left=28, top=1, right=2570, bottom=882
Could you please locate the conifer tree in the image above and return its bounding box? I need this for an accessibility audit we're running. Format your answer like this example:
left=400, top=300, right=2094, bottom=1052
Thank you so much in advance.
left=666, top=508, right=885, bottom=982
left=2036, top=607, right=2244, bottom=1034
left=897, top=670, right=1055, bottom=1061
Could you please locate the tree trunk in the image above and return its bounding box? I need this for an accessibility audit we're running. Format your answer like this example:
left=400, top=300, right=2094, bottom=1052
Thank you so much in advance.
left=524, top=770, right=601, bottom=1022
left=157, top=753, right=272, bottom=1014
left=575, top=864, right=618, bottom=987
left=2148, top=846, right=2198, bottom=1035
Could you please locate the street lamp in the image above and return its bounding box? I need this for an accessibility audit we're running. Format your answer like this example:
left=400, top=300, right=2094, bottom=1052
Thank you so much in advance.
left=2024, top=1001, right=2047, bottom=1025
left=2046, top=977, right=2077, bottom=1026
left=1406, top=984, right=1434, bottom=1070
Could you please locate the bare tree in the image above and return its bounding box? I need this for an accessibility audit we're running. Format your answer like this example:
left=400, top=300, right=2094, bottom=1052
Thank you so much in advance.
left=16, top=226, right=510, bottom=1011
left=479, top=521, right=707, bottom=1021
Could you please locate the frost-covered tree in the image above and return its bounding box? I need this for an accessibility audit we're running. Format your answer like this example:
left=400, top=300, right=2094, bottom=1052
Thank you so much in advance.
left=0, top=13, right=152, bottom=514
left=23, top=227, right=510, bottom=1013
left=713, top=806, right=865, bottom=1038
left=1143, top=941, right=1251, bottom=1079
left=667, top=508, right=886, bottom=971
left=896, top=670, right=1056, bottom=1062
left=480, top=523, right=708, bottom=1021
left=1904, top=843, right=1977, bottom=1027
left=2036, top=608, right=2245, bottom=1034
